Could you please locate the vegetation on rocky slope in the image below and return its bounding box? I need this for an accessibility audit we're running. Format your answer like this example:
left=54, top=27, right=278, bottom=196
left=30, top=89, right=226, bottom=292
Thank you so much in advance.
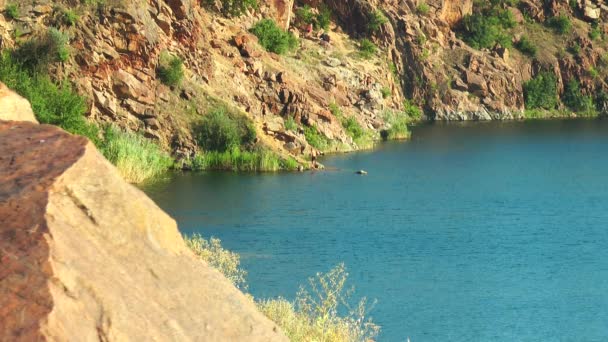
left=0, top=37, right=173, bottom=183
left=184, top=234, right=380, bottom=342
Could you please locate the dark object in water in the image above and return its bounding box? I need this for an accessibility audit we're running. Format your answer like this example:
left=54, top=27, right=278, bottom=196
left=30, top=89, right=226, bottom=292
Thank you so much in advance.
left=356, top=170, right=368, bottom=175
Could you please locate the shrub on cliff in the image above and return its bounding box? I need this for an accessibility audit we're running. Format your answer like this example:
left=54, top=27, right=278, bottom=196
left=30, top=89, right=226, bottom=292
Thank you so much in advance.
left=563, top=80, right=596, bottom=116
left=358, top=39, right=377, bottom=59
left=100, top=126, right=173, bottom=183
left=13, top=28, right=70, bottom=71
left=547, top=15, right=572, bottom=35
left=202, top=0, right=258, bottom=17
left=257, top=264, right=380, bottom=342
left=381, top=110, right=411, bottom=140
left=157, top=54, right=184, bottom=87
left=5, top=4, right=18, bottom=19
left=197, top=107, right=256, bottom=152
left=304, top=125, right=330, bottom=151
left=367, top=10, right=388, bottom=33
left=0, top=52, right=98, bottom=143
left=523, top=72, right=558, bottom=110
left=184, top=234, right=248, bottom=290
left=251, top=19, right=298, bottom=55
left=460, top=2, right=516, bottom=50
left=515, top=36, right=537, bottom=57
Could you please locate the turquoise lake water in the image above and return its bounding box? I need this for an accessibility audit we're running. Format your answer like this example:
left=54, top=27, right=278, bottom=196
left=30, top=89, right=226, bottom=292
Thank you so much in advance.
left=143, top=120, right=608, bottom=341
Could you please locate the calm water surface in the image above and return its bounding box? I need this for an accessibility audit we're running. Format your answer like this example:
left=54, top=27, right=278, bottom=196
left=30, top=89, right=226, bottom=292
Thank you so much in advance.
left=143, top=120, right=608, bottom=341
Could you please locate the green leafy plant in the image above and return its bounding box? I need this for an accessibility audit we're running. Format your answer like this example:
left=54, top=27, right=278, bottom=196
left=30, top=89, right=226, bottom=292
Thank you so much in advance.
left=304, top=125, right=329, bottom=151
left=546, top=15, right=571, bottom=34
left=258, top=264, right=380, bottom=342
left=403, top=99, right=423, bottom=120
left=514, top=36, right=537, bottom=57
left=284, top=116, right=297, bottom=131
left=197, top=107, right=256, bottom=152
left=367, top=10, right=388, bottom=33
left=562, top=79, right=596, bottom=115
left=62, top=9, right=79, bottom=26
left=157, top=54, right=184, bottom=87
left=0, top=52, right=99, bottom=143
left=296, top=5, right=315, bottom=25
left=100, top=126, right=173, bottom=183
left=13, top=28, right=70, bottom=71
left=250, top=19, right=298, bottom=55
left=5, top=4, right=19, bottom=19
left=417, top=2, right=430, bottom=15
left=380, top=87, right=391, bottom=99
left=358, top=39, right=377, bottom=59
left=316, top=6, right=332, bottom=30
left=184, top=234, right=248, bottom=290
left=523, top=72, right=558, bottom=110
left=381, top=110, right=411, bottom=140
left=203, top=0, right=258, bottom=17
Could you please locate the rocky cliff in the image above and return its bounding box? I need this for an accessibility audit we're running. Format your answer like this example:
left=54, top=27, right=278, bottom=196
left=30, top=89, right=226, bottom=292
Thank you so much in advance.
left=0, top=117, right=286, bottom=340
left=1, top=0, right=607, bottom=160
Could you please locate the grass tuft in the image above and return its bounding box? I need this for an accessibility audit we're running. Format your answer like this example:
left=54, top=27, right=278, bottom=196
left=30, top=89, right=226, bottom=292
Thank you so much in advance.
left=100, top=126, right=173, bottom=183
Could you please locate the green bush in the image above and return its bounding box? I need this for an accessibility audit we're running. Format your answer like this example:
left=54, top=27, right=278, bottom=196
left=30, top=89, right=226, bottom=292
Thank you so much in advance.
left=382, top=110, right=410, bottom=140
left=380, top=87, right=391, bottom=99
left=296, top=5, right=315, bottom=25
left=203, top=0, right=258, bottom=17
left=257, top=264, right=380, bottom=342
left=358, top=39, right=377, bottom=59
left=100, top=126, right=173, bottom=183
left=250, top=19, right=298, bottom=55
left=514, top=36, right=537, bottom=57
left=316, top=6, right=332, bottom=31
left=403, top=99, right=423, bottom=120
left=157, top=54, right=184, bottom=87
left=589, top=27, right=602, bottom=41
left=284, top=116, right=297, bottom=131
left=417, top=2, right=430, bottom=15
left=341, top=116, right=365, bottom=140
left=5, top=4, right=18, bottom=19
left=461, top=13, right=512, bottom=49
left=304, top=125, right=329, bottom=151
left=568, top=43, right=581, bottom=56
left=562, top=80, right=596, bottom=115
left=0, top=52, right=99, bottom=143
left=547, top=15, right=571, bottom=34
left=197, top=107, right=256, bottom=152
left=13, top=28, right=70, bottom=71
left=367, top=10, right=388, bottom=33
left=329, top=102, right=341, bottom=117
left=184, top=234, right=248, bottom=290
left=523, top=72, right=558, bottom=110
left=296, top=5, right=331, bottom=30
left=62, top=9, right=79, bottom=26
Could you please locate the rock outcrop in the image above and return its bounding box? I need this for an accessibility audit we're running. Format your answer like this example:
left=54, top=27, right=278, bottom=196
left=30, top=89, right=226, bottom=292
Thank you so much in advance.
left=0, top=82, right=37, bottom=123
left=0, top=120, right=286, bottom=341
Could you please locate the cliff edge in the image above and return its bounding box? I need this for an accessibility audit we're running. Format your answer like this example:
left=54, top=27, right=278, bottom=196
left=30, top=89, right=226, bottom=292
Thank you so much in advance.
left=0, top=119, right=286, bottom=341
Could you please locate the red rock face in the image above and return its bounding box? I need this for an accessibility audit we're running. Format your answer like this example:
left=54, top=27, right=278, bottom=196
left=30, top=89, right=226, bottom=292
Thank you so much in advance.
left=0, top=121, right=286, bottom=341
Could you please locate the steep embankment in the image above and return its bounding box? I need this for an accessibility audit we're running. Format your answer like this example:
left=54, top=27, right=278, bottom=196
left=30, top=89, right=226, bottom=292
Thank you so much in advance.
left=322, top=0, right=608, bottom=120
left=0, top=0, right=405, bottom=169
left=1, top=0, right=608, bottom=168
left=0, top=96, right=286, bottom=340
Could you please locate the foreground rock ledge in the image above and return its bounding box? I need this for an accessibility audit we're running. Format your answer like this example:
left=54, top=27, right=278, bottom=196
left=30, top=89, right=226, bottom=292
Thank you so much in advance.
left=0, top=121, right=286, bottom=341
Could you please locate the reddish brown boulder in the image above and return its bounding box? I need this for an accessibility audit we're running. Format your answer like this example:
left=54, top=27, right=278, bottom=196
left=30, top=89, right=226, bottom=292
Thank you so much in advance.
left=0, top=121, right=286, bottom=341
